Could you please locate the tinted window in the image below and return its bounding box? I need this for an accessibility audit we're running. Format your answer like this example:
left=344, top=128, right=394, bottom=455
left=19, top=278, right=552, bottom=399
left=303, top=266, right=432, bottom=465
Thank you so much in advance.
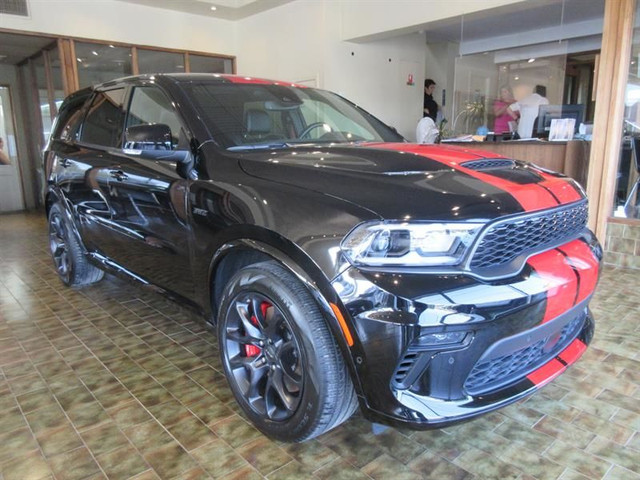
left=80, top=88, right=126, bottom=147
left=126, top=86, right=183, bottom=148
left=52, top=91, right=92, bottom=141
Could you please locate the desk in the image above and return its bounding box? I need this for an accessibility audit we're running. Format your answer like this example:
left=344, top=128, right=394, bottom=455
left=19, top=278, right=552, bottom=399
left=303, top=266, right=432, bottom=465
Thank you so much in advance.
left=443, top=140, right=590, bottom=187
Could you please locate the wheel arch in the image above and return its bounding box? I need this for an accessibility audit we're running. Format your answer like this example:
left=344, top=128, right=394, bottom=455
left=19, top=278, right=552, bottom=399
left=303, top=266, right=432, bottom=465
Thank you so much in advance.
left=208, top=236, right=365, bottom=397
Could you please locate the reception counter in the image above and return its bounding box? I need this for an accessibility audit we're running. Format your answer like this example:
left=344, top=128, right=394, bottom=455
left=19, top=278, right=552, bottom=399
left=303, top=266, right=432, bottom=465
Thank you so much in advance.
left=442, top=139, right=590, bottom=187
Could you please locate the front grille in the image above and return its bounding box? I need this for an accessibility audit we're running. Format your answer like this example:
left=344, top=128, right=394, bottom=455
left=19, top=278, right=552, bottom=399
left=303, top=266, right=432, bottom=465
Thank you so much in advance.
left=470, top=201, right=588, bottom=271
left=460, top=159, right=515, bottom=170
left=464, top=314, right=584, bottom=395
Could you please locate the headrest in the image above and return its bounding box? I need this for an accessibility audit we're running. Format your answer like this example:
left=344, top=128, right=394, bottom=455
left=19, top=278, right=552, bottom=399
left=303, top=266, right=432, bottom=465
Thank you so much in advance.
left=245, top=109, right=271, bottom=134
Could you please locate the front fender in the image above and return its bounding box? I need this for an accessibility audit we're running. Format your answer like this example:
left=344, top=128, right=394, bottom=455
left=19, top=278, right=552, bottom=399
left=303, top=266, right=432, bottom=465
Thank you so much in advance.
left=207, top=234, right=366, bottom=398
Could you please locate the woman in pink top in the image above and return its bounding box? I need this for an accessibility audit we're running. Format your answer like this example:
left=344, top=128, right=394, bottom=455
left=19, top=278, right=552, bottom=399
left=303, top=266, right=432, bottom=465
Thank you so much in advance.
left=493, top=86, right=518, bottom=134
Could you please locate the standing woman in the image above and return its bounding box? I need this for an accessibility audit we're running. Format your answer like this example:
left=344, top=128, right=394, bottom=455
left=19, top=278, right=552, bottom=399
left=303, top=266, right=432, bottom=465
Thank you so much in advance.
left=493, top=86, right=518, bottom=134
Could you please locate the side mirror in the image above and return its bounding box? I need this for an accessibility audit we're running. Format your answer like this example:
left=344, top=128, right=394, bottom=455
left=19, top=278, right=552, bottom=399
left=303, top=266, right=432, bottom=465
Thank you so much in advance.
left=123, top=124, right=191, bottom=165
left=125, top=123, right=173, bottom=151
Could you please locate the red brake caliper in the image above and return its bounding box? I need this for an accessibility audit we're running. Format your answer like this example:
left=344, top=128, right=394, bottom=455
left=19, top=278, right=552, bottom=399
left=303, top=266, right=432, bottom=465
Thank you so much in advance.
left=243, top=301, right=271, bottom=357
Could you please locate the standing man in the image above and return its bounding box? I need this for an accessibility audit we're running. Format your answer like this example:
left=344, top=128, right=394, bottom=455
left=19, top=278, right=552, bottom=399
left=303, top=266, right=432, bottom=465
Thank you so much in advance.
left=509, top=85, right=549, bottom=139
left=423, top=79, right=438, bottom=122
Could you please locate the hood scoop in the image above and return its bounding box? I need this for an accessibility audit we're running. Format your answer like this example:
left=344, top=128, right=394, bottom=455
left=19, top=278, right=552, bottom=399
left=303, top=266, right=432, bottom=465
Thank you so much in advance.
left=460, top=159, right=516, bottom=171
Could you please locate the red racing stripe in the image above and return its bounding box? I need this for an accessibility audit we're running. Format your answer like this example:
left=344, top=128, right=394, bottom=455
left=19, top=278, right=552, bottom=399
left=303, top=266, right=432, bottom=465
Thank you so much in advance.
left=536, top=171, right=583, bottom=204
left=527, top=358, right=566, bottom=386
left=558, top=240, right=600, bottom=304
left=222, top=76, right=308, bottom=88
left=558, top=338, right=587, bottom=365
left=527, top=249, right=579, bottom=323
left=374, top=144, right=559, bottom=212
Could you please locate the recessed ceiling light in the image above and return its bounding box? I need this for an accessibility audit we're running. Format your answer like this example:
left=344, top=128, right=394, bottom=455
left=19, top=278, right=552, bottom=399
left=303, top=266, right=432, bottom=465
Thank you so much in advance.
left=528, top=58, right=535, bottom=63
left=92, top=51, right=99, bottom=56
left=210, top=6, right=217, bottom=11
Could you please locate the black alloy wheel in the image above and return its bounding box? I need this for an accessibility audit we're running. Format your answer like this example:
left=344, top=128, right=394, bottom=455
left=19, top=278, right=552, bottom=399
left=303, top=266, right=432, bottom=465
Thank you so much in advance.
left=223, top=291, right=303, bottom=421
left=48, top=202, right=104, bottom=287
left=49, top=208, right=72, bottom=284
left=218, top=261, right=357, bottom=442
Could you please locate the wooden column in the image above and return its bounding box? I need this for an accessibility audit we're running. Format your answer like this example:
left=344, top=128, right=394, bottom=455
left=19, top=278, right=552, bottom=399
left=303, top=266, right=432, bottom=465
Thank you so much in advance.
left=587, top=0, right=636, bottom=239
left=131, top=47, right=139, bottom=75
left=43, top=49, right=58, bottom=120
left=58, top=38, right=79, bottom=95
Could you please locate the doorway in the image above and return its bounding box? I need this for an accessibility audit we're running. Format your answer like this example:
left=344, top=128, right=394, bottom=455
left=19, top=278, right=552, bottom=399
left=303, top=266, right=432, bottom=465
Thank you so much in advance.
left=0, top=85, right=24, bottom=212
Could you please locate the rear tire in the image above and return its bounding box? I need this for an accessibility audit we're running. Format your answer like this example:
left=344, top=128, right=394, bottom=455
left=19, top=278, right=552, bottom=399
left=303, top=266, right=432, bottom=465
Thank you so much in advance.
left=48, top=203, right=104, bottom=287
left=217, top=260, right=357, bottom=442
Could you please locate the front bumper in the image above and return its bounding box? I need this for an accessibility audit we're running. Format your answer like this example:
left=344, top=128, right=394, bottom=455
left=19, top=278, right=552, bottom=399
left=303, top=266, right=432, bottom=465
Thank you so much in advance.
left=331, top=233, right=601, bottom=429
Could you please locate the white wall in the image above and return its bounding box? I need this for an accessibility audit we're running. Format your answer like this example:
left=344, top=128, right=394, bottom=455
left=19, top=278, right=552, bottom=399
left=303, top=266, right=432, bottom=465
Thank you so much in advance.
left=0, top=0, right=236, bottom=55
left=236, top=1, right=426, bottom=140
left=340, top=0, right=527, bottom=42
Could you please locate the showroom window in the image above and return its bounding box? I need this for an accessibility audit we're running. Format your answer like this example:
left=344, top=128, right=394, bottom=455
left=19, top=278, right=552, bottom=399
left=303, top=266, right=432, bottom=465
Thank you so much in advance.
left=75, top=42, right=133, bottom=89
left=613, top=1, right=640, bottom=219
left=189, top=54, right=233, bottom=74
left=80, top=88, right=127, bottom=147
left=137, top=49, right=185, bottom=74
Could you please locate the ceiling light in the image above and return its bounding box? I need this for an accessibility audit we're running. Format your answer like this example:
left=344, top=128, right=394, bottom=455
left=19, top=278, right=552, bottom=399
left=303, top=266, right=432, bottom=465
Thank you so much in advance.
left=77, top=58, right=83, bottom=63
left=210, top=6, right=217, bottom=10
left=92, top=51, right=99, bottom=56
left=514, top=76, right=519, bottom=80
left=109, top=44, right=115, bottom=48
left=528, top=58, right=535, bottom=63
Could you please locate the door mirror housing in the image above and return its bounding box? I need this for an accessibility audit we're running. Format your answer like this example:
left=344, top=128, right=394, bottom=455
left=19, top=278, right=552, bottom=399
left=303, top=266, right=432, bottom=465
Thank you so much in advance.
left=124, top=124, right=191, bottom=164
left=125, top=123, right=173, bottom=151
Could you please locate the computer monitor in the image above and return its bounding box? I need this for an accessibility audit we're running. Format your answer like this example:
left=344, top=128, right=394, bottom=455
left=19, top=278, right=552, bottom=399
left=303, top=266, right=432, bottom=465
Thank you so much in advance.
left=535, top=104, right=585, bottom=137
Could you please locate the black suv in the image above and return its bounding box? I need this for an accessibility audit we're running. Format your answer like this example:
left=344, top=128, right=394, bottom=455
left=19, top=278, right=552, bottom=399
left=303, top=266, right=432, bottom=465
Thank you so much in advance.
left=44, top=74, right=601, bottom=442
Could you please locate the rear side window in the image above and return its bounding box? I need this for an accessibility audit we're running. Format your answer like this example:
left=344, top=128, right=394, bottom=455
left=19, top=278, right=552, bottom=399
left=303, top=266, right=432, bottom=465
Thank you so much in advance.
left=51, top=90, right=92, bottom=141
left=80, top=88, right=126, bottom=147
left=126, top=86, right=183, bottom=149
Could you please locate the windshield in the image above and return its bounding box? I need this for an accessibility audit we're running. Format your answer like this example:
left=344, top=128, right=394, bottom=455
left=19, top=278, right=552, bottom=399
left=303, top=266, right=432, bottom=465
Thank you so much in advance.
left=180, top=82, right=404, bottom=150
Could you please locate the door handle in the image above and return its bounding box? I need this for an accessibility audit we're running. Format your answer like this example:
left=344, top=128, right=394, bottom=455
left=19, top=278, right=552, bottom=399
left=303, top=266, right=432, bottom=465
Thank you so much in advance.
left=109, top=170, right=128, bottom=182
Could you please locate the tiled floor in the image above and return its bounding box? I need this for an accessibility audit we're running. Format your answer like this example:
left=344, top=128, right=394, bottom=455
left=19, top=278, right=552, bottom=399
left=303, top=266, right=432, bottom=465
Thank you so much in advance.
left=0, top=211, right=639, bottom=480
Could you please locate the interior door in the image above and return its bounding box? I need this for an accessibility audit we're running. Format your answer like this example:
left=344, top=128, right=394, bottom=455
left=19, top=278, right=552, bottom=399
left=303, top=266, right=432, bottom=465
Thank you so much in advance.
left=0, top=86, right=25, bottom=212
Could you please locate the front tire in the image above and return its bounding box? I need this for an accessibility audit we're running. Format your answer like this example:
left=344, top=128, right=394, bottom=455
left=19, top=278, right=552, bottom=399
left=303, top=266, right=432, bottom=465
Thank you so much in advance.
left=217, top=260, right=357, bottom=442
left=48, top=203, right=104, bottom=287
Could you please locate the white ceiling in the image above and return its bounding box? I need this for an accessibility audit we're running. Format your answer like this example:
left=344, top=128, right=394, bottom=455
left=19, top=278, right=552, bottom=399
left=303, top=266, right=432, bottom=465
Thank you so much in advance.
left=112, top=0, right=294, bottom=21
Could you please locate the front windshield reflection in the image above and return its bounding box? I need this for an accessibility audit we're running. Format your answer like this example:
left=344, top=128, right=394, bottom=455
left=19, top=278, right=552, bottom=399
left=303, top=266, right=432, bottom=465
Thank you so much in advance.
left=182, top=82, right=403, bottom=150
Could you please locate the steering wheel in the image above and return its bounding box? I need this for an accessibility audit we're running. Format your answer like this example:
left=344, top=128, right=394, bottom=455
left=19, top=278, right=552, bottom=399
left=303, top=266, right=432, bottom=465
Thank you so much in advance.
left=299, top=122, right=332, bottom=139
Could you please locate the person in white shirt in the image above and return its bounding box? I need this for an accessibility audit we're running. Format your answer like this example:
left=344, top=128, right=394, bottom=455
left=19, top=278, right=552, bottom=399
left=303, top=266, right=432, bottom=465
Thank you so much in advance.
left=416, top=116, right=439, bottom=144
left=509, top=85, right=549, bottom=139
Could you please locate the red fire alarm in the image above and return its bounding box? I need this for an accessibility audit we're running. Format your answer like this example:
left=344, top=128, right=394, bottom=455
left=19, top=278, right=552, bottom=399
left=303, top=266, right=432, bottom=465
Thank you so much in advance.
left=407, top=74, right=414, bottom=85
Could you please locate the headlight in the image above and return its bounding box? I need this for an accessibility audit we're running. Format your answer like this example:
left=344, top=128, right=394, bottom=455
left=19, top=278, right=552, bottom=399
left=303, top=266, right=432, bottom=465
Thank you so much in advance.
left=340, top=221, right=483, bottom=267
